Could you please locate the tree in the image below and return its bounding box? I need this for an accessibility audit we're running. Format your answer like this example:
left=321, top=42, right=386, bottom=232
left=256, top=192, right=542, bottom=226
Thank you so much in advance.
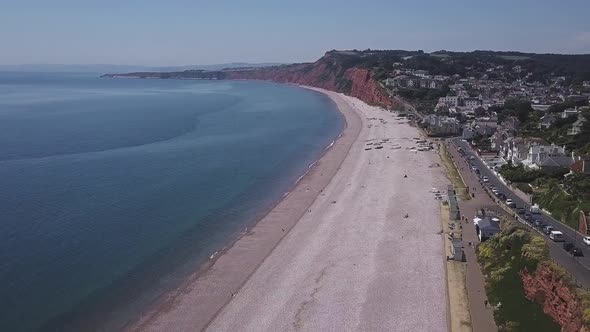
left=503, top=99, right=534, bottom=123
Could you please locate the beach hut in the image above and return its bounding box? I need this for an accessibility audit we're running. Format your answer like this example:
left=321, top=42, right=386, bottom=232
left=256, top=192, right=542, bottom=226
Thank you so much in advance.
left=450, top=238, right=465, bottom=261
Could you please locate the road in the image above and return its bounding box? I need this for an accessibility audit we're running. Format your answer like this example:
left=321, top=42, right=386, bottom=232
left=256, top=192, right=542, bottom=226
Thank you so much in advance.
left=449, top=138, right=590, bottom=289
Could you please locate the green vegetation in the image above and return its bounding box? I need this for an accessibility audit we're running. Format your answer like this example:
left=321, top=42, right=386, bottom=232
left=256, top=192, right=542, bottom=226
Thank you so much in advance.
left=477, top=222, right=559, bottom=331
left=516, top=182, right=533, bottom=195
left=478, top=221, right=590, bottom=330
left=492, top=99, right=535, bottom=124
left=396, top=86, right=449, bottom=101
left=472, top=134, right=491, bottom=151
left=547, top=100, right=588, bottom=114
left=533, top=178, right=579, bottom=229
left=498, top=163, right=587, bottom=228
left=499, top=163, right=545, bottom=183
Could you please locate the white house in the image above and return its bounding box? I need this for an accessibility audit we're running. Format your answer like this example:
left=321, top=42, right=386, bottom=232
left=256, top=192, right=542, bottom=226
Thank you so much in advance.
left=438, top=96, right=459, bottom=107
left=523, top=144, right=566, bottom=167
left=562, top=108, right=579, bottom=119
left=567, top=115, right=586, bottom=136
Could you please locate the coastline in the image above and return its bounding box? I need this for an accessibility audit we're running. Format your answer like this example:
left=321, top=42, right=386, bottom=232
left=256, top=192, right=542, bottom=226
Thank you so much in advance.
left=124, top=86, right=363, bottom=331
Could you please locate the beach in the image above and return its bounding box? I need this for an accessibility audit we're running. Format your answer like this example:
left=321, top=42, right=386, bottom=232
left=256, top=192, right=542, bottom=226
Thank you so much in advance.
left=127, top=88, right=449, bottom=332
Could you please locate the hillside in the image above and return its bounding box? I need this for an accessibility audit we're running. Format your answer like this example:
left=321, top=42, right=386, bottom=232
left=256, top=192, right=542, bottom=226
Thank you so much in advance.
left=103, top=49, right=590, bottom=107
left=102, top=50, right=427, bottom=107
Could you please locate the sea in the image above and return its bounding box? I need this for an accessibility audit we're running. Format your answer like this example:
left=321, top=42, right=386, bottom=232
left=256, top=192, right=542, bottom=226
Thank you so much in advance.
left=0, top=72, right=344, bottom=331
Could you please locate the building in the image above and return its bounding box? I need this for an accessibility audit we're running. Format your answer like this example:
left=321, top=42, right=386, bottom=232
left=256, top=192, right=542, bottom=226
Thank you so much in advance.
left=387, top=76, right=442, bottom=90
left=473, top=216, right=501, bottom=242
left=567, top=115, right=586, bottom=136
left=524, top=144, right=567, bottom=167
left=450, top=238, right=465, bottom=262
left=502, top=137, right=547, bottom=165
left=424, top=115, right=462, bottom=136
left=536, top=155, right=575, bottom=173
left=464, top=98, right=482, bottom=108
left=414, top=70, right=429, bottom=78
left=462, top=119, right=498, bottom=140
left=438, top=96, right=460, bottom=107
left=570, top=157, right=590, bottom=175
left=538, top=114, right=557, bottom=129
left=562, top=108, right=579, bottom=119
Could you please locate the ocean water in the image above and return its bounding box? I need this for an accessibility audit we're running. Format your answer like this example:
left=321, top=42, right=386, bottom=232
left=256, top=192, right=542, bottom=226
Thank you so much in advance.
left=0, top=72, right=344, bottom=331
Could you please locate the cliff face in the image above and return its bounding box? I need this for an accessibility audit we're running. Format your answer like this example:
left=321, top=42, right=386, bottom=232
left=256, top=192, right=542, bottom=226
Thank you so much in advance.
left=105, top=52, right=395, bottom=107
left=520, top=264, right=587, bottom=332
left=225, top=54, right=393, bottom=107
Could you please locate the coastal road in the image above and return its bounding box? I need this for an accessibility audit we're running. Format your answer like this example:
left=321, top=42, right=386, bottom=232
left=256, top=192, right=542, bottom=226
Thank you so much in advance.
left=206, top=93, right=449, bottom=331
left=450, top=138, right=590, bottom=289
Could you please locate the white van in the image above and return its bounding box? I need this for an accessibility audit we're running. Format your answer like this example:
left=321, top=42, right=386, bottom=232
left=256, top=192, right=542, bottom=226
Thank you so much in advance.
left=549, top=231, right=564, bottom=242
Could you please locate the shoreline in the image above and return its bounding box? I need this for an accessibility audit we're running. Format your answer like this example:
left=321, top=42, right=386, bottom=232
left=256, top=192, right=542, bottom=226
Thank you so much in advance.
left=124, top=86, right=363, bottom=331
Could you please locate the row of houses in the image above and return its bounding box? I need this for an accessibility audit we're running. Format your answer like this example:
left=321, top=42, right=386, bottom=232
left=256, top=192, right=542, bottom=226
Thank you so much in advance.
left=385, top=75, right=444, bottom=89
left=499, top=137, right=575, bottom=173
left=537, top=108, right=587, bottom=135
left=423, top=115, right=462, bottom=136
left=436, top=96, right=483, bottom=109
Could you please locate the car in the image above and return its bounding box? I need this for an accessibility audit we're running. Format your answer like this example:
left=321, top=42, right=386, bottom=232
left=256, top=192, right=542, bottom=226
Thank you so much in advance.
left=492, top=189, right=499, bottom=195
left=573, top=248, right=584, bottom=257
left=524, top=213, right=532, bottom=221
left=549, top=230, right=564, bottom=242
left=505, top=199, right=515, bottom=207
left=584, top=237, right=590, bottom=246
left=475, top=169, right=481, bottom=175
left=517, top=207, right=526, bottom=215
left=534, top=220, right=543, bottom=228
left=483, top=176, right=489, bottom=183
left=469, top=156, right=475, bottom=160
left=544, top=226, right=555, bottom=235
left=564, top=242, right=575, bottom=251
left=497, top=193, right=507, bottom=201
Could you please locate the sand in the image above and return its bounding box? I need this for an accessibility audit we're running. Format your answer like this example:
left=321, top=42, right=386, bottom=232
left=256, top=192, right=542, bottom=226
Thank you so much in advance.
left=127, top=88, right=449, bottom=332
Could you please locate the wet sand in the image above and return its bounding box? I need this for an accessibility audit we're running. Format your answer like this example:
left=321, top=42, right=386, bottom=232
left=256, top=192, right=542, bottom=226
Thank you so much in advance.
left=127, top=88, right=449, bottom=332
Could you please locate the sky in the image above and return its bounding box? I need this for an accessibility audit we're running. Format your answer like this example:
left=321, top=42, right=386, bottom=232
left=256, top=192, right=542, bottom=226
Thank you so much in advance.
left=1, top=0, right=590, bottom=66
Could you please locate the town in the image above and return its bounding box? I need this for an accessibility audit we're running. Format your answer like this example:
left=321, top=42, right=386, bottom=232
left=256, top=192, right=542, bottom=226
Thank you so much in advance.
left=377, top=51, right=590, bottom=231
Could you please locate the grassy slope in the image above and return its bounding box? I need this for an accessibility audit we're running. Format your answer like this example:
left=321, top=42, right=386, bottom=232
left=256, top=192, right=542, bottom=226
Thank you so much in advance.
left=477, top=223, right=560, bottom=331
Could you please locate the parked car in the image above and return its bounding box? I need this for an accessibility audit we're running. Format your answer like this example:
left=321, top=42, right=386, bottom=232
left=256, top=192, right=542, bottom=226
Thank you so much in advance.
left=497, top=193, right=507, bottom=201
left=583, top=237, right=590, bottom=246
left=564, top=242, right=575, bottom=251
left=530, top=205, right=541, bottom=214
left=506, top=199, right=515, bottom=207
left=483, top=176, right=489, bottom=183
left=524, top=213, right=532, bottom=221
left=469, top=156, right=475, bottom=160
left=517, top=207, right=526, bottom=215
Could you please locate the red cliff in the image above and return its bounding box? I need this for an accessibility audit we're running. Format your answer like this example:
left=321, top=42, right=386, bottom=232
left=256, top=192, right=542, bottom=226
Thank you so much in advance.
left=520, top=263, right=588, bottom=332
left=225, top=55, right=393, bottom=107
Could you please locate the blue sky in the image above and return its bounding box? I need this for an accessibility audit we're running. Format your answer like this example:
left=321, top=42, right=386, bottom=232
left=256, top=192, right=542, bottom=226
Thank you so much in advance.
left=1, top=0, right=590, bottom=65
